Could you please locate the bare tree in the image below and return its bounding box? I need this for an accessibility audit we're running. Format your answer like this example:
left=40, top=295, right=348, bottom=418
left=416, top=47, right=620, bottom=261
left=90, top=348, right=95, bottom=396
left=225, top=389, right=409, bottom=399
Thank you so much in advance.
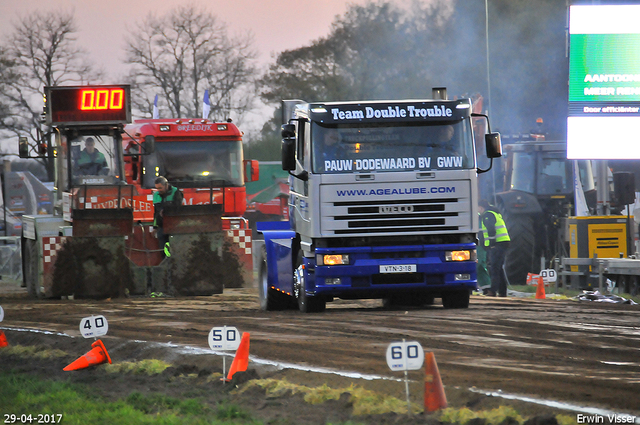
left=0, top=10, right=101, bottom=178
left=125, top=5, right=258, bottom=122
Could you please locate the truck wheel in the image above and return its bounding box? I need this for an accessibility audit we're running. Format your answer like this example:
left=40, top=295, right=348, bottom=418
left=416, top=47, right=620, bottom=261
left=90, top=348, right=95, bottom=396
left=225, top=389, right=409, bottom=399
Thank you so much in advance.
left=294, top=251, right=326, bottom=313
left=501, top=210, right=538, bottom=285
left=442, top=290, right=470, bottom=309
left=24, top=238, right=43, bottom=299
left=258, top=246, right=288, bottom=311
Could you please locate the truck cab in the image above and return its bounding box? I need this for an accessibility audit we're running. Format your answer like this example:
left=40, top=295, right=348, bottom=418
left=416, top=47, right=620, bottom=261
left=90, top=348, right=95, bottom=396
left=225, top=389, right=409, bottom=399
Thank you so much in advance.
left=258, top=92, right=501, bottom=312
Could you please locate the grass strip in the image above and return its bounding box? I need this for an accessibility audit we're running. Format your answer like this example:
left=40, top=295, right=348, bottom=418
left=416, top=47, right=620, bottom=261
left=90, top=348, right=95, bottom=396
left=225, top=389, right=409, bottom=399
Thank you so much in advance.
left=0, top=372, right=259, bottom=425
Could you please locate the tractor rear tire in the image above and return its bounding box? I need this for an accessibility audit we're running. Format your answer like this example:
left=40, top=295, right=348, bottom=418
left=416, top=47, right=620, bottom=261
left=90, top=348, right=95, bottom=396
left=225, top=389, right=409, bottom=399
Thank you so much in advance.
left=502, top=211, right=538, bottom=286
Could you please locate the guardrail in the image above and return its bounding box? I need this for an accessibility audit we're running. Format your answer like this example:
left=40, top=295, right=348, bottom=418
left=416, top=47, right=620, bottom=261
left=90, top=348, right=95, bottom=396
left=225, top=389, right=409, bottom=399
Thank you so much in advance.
left=560, top=256, right=640, bottom=293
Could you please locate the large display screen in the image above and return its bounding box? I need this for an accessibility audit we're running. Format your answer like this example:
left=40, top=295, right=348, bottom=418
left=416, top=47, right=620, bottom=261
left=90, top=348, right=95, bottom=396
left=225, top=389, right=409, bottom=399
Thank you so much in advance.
left=46, top=85, right=131, bottom=125
left=567, top=5, right=640, bottom=159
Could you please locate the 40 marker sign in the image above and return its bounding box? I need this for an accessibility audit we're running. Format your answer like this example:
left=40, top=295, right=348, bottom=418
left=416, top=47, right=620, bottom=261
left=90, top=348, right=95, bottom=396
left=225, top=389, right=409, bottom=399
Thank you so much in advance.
left=80, top=315, right=109, bottom=338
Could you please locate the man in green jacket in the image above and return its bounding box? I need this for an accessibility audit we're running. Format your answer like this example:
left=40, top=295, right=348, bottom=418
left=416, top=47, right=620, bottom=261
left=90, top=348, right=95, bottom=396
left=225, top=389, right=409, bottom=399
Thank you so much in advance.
left=77, top=137, right=108, bottom=175
left=479, top=199, right=511, bottom=297
left=153, top=176, right=184, bottom=257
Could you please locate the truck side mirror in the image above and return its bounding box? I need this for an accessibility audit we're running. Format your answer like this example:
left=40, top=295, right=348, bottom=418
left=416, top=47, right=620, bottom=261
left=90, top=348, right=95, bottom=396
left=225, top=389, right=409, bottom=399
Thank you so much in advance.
left=18, top=137, right=29, bottom=158
left=144, top=135, right=155, bottom=154
left=485, top=133, right=503, bottom=158
left=281, top=124, right=296, bottom=138
left=282, top=138, right=296, bottom=171
left=244, top=159, right=260, bottom=182
left=281, top=123, right=297, bottom=171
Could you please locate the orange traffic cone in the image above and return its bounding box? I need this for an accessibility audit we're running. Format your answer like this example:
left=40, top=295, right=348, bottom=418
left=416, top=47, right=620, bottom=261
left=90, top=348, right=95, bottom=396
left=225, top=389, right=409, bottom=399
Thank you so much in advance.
left=535, top=276, right=546, bottom=300
left=424, top=352, right=447, bottom=412
left=226, top=332, right=250, bottom=381
left=0, top=330, right=8, bottom=348
left=63, top=339, right=112, bottom=371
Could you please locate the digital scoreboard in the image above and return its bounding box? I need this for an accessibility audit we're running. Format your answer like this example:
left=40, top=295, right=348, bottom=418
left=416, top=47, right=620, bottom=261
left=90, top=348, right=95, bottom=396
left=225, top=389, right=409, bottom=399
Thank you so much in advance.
left=567, top=5, right=640, bottom=159
left=46, top=85, right=131, bottom=125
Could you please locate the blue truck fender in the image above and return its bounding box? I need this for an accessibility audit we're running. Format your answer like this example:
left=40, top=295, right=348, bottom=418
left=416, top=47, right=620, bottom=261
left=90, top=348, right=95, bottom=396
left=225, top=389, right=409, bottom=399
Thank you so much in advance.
left=256, top=221, right=296, bottom=294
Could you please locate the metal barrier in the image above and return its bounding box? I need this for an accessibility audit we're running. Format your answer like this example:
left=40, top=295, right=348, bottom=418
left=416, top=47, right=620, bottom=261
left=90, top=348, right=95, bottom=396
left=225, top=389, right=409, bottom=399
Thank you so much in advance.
left=0, top=236, right=22, bottom=281
left=560, top=256, right=640, bottom=293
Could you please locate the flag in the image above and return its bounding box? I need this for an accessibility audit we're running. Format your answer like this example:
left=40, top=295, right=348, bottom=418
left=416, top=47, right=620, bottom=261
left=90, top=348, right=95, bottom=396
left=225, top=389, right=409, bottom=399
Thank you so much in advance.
left=152, top=94, right=159, bottom=119
left=202, top=89, right=210, bottom=119
left=573, top=161, right=589, bottom=216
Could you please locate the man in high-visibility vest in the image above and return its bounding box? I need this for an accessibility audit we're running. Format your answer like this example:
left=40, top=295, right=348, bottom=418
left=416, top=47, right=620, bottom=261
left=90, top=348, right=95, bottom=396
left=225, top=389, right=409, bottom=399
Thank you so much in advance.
left=479, top=199, right=510, bottom=297
left=153, top=176, right=184, bottom=258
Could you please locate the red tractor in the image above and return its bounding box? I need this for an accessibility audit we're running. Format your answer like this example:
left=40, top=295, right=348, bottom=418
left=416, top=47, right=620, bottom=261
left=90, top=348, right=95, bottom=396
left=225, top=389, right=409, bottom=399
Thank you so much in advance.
left=21, top=85, right=258, bottom=298
left=121, top=118, right=259, bottom=294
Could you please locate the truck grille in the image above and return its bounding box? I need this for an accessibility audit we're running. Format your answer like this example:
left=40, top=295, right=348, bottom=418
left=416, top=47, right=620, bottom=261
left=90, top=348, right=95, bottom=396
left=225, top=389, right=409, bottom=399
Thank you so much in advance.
left=320, top=180, right=472, bottom=236
left=326, top=198, right=465, bottom=235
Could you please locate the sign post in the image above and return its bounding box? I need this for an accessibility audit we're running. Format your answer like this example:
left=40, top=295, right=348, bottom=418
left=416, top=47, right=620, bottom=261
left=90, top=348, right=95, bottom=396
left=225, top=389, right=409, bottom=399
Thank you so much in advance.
left=386, top=339, right=424, bottom=415
left=208, top=326, right=241, bottom=383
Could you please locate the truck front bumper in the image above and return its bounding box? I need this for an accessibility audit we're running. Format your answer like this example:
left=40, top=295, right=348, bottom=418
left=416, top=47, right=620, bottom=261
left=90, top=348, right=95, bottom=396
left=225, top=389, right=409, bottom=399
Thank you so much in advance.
left=309, top=243, right=477, bottom=298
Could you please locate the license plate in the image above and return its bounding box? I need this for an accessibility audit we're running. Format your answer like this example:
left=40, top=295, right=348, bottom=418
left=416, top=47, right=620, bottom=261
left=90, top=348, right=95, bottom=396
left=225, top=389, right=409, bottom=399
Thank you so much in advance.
left=379, top=264, right=417, bottom=273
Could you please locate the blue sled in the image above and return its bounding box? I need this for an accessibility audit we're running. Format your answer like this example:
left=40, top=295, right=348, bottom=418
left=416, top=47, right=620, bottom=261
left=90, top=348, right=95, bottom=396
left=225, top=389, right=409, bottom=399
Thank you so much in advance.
left=256, top=221, right=476, bottom=313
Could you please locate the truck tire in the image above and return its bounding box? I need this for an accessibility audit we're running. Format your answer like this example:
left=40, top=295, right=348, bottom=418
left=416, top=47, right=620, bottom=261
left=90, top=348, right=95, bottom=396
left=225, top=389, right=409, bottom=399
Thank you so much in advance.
left=501, top=210, right=538, bottom=286
left=442, top=290, right=470, bottom=309
left=24, top=238, right=43, bottom=299
left=294, top=251, right=325, bottom=313
left=258, top=246, right=289, bottom=311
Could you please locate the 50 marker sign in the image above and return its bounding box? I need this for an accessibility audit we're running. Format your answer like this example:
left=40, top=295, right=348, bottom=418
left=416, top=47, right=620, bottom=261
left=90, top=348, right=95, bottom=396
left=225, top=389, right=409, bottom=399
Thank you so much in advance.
left=80, top=315, right=109, bottom=338
left=386, top=340, right=424, bottom=371
left=208, top=326, right=241, bottom=351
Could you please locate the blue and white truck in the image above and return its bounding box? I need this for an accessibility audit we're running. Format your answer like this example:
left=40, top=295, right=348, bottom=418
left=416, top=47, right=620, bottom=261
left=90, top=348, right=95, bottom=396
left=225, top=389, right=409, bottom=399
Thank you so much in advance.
left=257, top=89, right=502, bottom=312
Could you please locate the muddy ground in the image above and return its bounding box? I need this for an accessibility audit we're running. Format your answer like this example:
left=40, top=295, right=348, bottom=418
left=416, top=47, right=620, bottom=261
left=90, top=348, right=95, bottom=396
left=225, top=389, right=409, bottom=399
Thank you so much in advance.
left=1, top=282, right=640, bottom=424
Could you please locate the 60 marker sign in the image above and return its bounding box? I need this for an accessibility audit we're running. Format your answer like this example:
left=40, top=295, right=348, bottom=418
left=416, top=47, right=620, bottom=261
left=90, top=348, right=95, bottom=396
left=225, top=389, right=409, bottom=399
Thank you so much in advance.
left=386, top=340, right=425, bottom=371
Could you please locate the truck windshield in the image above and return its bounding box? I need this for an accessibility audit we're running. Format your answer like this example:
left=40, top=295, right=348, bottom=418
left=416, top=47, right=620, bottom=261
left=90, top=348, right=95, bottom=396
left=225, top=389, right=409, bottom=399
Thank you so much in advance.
left=146, top=140, right=243, bottom=187
left=70, top=134, right=122, bottom=185
left=311, top=120, right=475, bottom=174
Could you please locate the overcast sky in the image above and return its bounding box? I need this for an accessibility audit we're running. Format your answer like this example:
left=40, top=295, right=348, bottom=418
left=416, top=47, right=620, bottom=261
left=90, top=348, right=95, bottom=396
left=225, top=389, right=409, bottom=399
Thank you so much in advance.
left=0, top=0, right=363, bottom=76
left=0, top=0, right=378, bottom=132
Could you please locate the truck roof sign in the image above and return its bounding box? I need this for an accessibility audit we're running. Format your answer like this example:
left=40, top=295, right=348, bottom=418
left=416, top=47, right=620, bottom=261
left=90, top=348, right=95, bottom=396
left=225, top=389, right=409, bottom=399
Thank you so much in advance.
left=309, top=100, right=470, bottom=124
left=46, top=85, right=132, bottom=126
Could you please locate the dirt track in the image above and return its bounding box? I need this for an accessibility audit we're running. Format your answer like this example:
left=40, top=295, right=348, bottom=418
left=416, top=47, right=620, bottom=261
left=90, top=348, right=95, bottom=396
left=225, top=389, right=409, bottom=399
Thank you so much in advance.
left=2, top=285, right=640, bottom=421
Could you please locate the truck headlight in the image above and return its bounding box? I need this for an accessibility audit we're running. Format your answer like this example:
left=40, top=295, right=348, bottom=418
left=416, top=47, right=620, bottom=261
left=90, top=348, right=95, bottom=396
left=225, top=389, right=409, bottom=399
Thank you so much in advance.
left=317, top=254, right=350, bottom=265
left=446, top=250, right=476, bottom=261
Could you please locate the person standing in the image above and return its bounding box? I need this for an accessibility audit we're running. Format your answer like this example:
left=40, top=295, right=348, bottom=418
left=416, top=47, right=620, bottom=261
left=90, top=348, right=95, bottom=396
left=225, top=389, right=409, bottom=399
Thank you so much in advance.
left=476, top=217, right=492, bottom=291
left=478, top=199, right=510, bottom=297
left=153, top=176, right=184, bottom=257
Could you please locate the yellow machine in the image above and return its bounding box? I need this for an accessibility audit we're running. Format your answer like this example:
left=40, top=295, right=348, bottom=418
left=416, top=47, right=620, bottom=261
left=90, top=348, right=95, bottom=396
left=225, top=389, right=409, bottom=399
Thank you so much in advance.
left=567, top=216, right=628, bottom=261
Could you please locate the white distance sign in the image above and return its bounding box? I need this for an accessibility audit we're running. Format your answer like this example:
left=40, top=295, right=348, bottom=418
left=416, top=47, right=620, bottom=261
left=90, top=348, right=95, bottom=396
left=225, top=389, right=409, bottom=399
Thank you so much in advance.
left=0, top=305, right=4, bottom=322
left=80, top=315, right=109, bottom=338
left=208, top=326, right=241, bottom=351
left=540, top=269, right=557, bottom=284
left=386, top=340, right=425, bottom=371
